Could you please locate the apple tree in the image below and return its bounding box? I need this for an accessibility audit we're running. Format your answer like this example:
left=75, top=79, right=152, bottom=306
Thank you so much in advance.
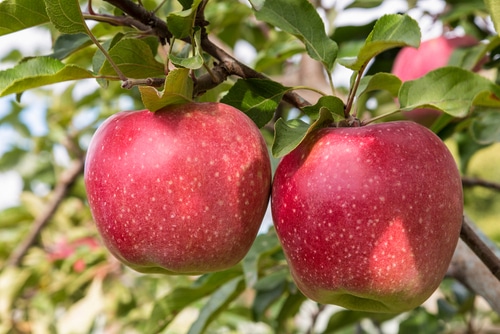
left=1, top=0, right=500, bottom=333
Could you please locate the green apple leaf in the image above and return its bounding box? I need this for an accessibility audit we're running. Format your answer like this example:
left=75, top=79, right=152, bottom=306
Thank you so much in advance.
left=338, top=14, right=420, bottom=71
left=399, top=67, right=500, bottom=117
left=145, top=269, right=242, bottom=333
left=272, top=107, right=335, bottom=158
left=221, top=78, right=289, bottom=128
left=485, top=0, right=500, bottom=36
left=250, top=0, right=338, bottom=72
left=241, top=229, right=282, bottom=287
left=470, top=109, right=500, bottom=144
left=50, top=33, right=92, bottom=60
left=99, top=38, right=165, bottom=78
left=302, top=95, right=346, bottom=122
left=0, top=57, right=94, bottom=97
left=187, top=277, right=245, bottom=334
left=168, top=28, right=204, bottom=69
left=346, top=0, right=384, bottom=9
left=0, top=0, right=49, bottom=36
left=356, top=72, right=402, bottom=98
left=43, top=0, right=87, bottom=35
left=323, top=309, right=397, bottom=332
left=276, top=291, right=307, bottom=332
left=167, top=0, right=202, bottom=39
left=139, top=68, right=193, bottom=111
left=252, top=270, right=288, bottom=321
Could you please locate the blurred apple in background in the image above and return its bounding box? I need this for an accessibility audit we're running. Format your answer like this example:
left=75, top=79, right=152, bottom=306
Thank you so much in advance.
left=392, top=35, right=479, bottom=127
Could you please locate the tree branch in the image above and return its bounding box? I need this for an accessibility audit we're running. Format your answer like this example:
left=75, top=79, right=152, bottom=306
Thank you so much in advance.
left=101, top=0, right=311, bottom=110
left=459, top=216, right=500, bottom=281
left=462, top=176, right=500, bottom=191
left=6, top=159, right=85, bottom=267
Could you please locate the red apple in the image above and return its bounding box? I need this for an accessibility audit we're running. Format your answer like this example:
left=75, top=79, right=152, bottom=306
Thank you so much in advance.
left=392, top=35, right=478, bottom=126
left=271, top=121, right=463, bottom=313
left=84, top=102, right=271, bottom=275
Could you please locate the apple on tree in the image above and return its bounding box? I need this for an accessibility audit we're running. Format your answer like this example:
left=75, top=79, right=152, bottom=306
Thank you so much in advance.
left=392, top=35, right=479, bottom=126
left=84, top=102, right=272, bottom=275
left=271, top=121, right=463, bottom=313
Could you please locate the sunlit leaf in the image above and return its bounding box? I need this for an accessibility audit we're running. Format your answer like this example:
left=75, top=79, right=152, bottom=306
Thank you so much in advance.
left=145, top=269, right=242, bottom=333
left=139, top=68, right=193, bottom=111
left=0, top=0, right=49, bottom=36
left=356, top=72, right=402, bottom=98
left=251, top=0, right=338, bottom=72
left=43, top=0, right=87, bottom=34
left=338, top=14, right=420, bottom=71
left=0, top=57, right=94, bottom=97
left=187, top=277, right=245, bottom=334
left=485, top=0, right=500, bottom=36
left=399, top=67, right=500, bottom=117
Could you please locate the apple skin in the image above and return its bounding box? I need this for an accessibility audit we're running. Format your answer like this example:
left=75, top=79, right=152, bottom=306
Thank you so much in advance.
left=84, top=102, right=271, bottom=275
left=392, top=35, right=478, bottom=127
left=271, top=121, right=463, bottom=313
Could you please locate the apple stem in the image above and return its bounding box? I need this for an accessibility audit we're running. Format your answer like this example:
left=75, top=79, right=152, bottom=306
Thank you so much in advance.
left=460, top=216, right=500, bottom=282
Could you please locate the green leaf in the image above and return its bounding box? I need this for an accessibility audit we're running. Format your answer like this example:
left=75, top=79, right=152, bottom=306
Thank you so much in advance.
left=338, top=14, right=420, bottom=71
left=470, top=109, right=500, bottom=144
left=0, top=206, right=33, bottom=227
left=252, top=270, right=288, bottom=321
left=50, top=33, right=92, bottom=60
left=221, top=78, right=289, bottom=128
left=145, top=269, right=242, bottom=333
left=485, top=0, right=500, bottom=36
left=187, top=277, right=245, bottom=334
left=43, top=0, right=87, bottom=34
left=356, top=72, right=402, bottom=98
left=251, top=0, right=338, bottom=72
left=302, top=95, right=345, bottom=122
left=0, top=0, right=49, bottom=36
left=272, top=104, right=338, bottom=158
left=99, top=38, right=165, bottom=78
left=167, top=0, right=202, bottom=39
left=169, top=28, right=204, bottom=69
left=139, top=68, right=193, bottom=111
left=323, top=310, right=396, bottom=333
left=241, top=229, right=282, bottom=287
left=346, top=0, right=384, bottom=9
left=399, top=67, right=500, bottom=117
left=276, top=291, right=306, bottom=333
left=0, top=57, right=94, bottom=97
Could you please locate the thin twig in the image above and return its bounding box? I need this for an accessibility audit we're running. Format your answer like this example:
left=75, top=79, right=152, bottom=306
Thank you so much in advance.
left=6, top=159, right=85, bottom=267
left=462, top=176, right=500, bottom=191
left=460, top=216, right=500, bottom=281
left=101, top=0, right=311, bottom=109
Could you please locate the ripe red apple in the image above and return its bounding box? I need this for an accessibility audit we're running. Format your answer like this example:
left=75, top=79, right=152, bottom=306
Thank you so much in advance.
left=271, top=121, right=463, bottom=313
left=392, top=35, right=478, bottom=126
left=84, top=102, right=271, bottom=275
